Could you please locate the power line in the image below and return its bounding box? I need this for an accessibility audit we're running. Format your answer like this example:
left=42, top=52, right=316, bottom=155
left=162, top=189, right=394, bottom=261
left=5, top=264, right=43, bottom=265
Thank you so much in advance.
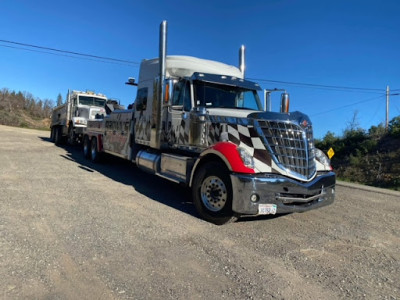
left=0, top=39, right=140, bottom=66
left=248, top=77, right=384, bottom=93
left=0, top=38, right=396, bottom=94
left=310, top=95, right=385, bottom=117
left=0, top=44, right=139, bottom=67
left=367, top=98, right=383, bottom=125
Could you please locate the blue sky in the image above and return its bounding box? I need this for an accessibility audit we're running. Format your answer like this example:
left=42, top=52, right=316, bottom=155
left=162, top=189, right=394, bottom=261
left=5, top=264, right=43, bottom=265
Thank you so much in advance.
left=0, top=0, right=399, bottom=138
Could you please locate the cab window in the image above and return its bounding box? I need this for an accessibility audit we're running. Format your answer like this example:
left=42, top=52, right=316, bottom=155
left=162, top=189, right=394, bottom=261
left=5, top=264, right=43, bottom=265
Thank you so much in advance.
left=135, top=88, right=148, bottom=111
left=171, top=80, right=191, bottom=111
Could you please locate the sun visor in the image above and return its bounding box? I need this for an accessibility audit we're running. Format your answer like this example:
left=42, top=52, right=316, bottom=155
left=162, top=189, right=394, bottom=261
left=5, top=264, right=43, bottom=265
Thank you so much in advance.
left=191, top=72, right=261, bottom=91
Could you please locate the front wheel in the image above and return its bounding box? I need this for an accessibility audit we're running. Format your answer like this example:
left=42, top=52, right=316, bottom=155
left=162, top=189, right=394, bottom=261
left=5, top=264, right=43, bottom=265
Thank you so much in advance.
left=90, top=137, right=101, bottom=162
left=192, top=162, right=237, bottom=225
left=83, top=135, right=91, bottom=159
left=54, top=127, right=62, bottom=145
left=67, top=126, right=75, bottom=145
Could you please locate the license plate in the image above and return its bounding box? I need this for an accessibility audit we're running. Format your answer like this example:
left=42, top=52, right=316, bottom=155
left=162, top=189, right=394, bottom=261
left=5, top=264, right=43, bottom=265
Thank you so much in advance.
left=258, top=204, right=277, bottom=215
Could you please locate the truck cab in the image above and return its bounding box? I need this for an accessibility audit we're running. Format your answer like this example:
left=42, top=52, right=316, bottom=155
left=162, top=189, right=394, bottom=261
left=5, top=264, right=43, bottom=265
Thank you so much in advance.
left=66, top=91, right=107, bottom=144
left=50, top=90, right=107, bottom=145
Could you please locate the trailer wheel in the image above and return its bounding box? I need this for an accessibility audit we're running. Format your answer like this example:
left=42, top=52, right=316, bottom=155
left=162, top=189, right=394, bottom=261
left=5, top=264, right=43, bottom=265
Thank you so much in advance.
left=83, top=136, right=90, bottom=159
left=90, top=137, right=101, bottom=162
left=192, top=162, right=237, bottom=225
left=54, top=127, right=62, bottom=145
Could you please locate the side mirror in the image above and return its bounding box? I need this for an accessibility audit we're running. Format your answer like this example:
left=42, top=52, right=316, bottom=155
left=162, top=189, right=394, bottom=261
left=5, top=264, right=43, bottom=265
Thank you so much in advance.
left=264, top=90, right=271, bottom=112
left=125, top=77, right=138, bottom=86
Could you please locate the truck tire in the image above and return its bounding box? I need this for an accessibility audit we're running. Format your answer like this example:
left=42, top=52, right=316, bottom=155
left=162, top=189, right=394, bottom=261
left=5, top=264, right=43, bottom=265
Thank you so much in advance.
left=54, top=127, right=62, bottom=145
left=67, top=126, right=75, bottom=145
left=192, top=161, right=238, bottom=225
left=50, top=127, right=55, bottom=142
left=90, top=137, right=101, bottom=162
left=83, top=136, right=90, bottom=159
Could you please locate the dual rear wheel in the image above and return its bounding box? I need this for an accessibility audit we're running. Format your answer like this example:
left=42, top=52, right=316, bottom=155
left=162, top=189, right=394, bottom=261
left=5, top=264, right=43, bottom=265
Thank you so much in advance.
left=83, top=135, right=100, bottom=162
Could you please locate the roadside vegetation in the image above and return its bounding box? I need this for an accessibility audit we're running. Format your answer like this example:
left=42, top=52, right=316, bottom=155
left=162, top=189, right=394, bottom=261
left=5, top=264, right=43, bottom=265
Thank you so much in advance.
left=1, top=87, right=399, bottom=190
left=315, top=115, right=400, bottom=190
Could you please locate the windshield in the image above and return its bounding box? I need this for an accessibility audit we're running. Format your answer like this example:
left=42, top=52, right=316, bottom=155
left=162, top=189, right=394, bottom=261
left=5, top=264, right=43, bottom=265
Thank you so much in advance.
left=78, top=96, right=107, bottom=107
left=193, top=81, right=262, bottom=110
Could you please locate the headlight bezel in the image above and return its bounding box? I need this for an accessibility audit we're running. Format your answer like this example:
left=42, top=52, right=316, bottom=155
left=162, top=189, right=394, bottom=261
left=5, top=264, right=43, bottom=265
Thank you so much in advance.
left=237, top=147, right=255, bottom=169
left=314, top=148, right=331, bottom=168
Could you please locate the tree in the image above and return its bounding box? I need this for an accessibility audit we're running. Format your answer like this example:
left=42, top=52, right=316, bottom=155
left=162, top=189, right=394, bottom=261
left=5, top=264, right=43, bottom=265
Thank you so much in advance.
left=343, top=110, right=364, bottom=137
left=315, top=131, right=338, bottom=152
left=368, top=123, right=386, bottom=139
left=56, top=93, right=63, bottom=106
left=388, top=116, right=400, bottom=137
left=43, top=99, right=54, bottom=118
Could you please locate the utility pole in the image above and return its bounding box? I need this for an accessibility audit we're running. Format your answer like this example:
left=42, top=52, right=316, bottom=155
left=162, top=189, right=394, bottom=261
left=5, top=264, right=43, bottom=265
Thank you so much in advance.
left=386, top=85, right=390, bottom=130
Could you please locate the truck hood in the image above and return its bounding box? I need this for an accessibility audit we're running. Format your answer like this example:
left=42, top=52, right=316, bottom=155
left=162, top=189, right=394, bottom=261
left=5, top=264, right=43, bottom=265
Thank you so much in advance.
left=207, top=108, right=312, bottom=126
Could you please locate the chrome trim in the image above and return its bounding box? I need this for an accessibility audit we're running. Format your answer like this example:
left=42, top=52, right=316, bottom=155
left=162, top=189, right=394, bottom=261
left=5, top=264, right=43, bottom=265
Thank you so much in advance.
left=230, top=171, right=335, bottom=215
left=154, top=20, right=168, bottom=150
left=160, top=153, right=195, bottom=183
left=252, top=111, right=316, bottom=181
left=239, top=45, right=245, bottom=77
left=136, top=150, right=161, bottom=174
left=277, top=189, right=326, bottom=204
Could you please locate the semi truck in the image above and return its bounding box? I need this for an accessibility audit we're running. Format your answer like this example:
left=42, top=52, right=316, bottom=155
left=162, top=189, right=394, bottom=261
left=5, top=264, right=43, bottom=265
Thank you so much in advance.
left=83, top=21, right=335, bottom=224
left=50, top=90, right=107, bottom=144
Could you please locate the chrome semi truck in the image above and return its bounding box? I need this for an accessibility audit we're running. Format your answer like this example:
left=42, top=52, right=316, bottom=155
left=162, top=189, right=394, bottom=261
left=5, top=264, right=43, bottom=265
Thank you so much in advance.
left=83, top=21, right=335, bottom=224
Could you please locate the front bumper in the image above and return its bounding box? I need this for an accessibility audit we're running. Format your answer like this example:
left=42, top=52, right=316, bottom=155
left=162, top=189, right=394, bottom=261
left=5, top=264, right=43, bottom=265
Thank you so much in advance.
left=73, top=125, right=86, bottom=135
left=231, top=172, right=335, bottom=215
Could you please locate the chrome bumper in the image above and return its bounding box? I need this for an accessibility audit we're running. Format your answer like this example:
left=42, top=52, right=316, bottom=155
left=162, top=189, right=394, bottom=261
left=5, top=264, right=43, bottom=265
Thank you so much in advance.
left=230, top=172, right=335, bottom=215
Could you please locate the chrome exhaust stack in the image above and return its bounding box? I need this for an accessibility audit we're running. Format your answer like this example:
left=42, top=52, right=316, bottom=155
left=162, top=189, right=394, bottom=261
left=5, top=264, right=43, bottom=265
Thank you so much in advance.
left=152, top=20, right=168, bottom=149
left=280, top=92, right=290, bottom=114
left=239, top=45, right=245, bottom=77
left=159, top=20, right=167, bottom=92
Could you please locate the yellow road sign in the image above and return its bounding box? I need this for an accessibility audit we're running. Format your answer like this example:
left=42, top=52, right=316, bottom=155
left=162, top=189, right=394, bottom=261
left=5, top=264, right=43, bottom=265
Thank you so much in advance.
left=327, top=147, right=335, bottom=159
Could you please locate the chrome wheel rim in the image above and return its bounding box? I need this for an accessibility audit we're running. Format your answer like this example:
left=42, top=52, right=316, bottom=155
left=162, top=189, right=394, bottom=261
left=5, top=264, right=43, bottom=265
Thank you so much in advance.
left=200, top=176, right=227, bottom=212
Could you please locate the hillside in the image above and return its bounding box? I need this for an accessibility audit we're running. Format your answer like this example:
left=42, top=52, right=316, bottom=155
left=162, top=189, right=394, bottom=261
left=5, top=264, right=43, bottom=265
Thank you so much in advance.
left=0, top=88, right=52, bottom=130
left=0, top=109, right=50, bottom=130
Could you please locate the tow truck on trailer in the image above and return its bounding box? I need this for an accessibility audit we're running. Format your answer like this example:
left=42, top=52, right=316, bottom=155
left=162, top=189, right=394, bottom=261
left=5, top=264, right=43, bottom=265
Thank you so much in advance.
left=83, top=21, right=335, bottom=224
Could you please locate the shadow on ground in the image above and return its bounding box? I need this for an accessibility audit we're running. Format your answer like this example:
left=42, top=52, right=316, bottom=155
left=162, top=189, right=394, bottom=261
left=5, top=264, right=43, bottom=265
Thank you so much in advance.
left=40, top=136, right=284, bottom=224
left=40, top=137, right=196, bottom=219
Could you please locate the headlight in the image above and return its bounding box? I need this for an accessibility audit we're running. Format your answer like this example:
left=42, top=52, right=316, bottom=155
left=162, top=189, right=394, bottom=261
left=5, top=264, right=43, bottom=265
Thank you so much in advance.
left=237, top=147, right=255, bottom=169
left=314, top=148, right=331, bottom=167
left=74, top=118, right=87, bottom=125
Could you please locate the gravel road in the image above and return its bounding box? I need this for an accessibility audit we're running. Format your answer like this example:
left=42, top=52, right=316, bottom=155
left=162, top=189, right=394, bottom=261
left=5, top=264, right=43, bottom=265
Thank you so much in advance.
left=0, top=125, right=399, bottom=299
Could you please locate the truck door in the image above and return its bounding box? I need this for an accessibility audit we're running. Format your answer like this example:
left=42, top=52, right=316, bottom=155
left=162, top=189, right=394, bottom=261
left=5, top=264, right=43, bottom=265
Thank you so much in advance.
left=167, top=79, right=191, bottom=146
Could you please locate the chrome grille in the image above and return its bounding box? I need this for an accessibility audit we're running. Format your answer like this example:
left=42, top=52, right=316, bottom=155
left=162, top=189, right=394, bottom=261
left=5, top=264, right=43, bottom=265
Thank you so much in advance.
left=257, top=120, right=316, bottom=180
